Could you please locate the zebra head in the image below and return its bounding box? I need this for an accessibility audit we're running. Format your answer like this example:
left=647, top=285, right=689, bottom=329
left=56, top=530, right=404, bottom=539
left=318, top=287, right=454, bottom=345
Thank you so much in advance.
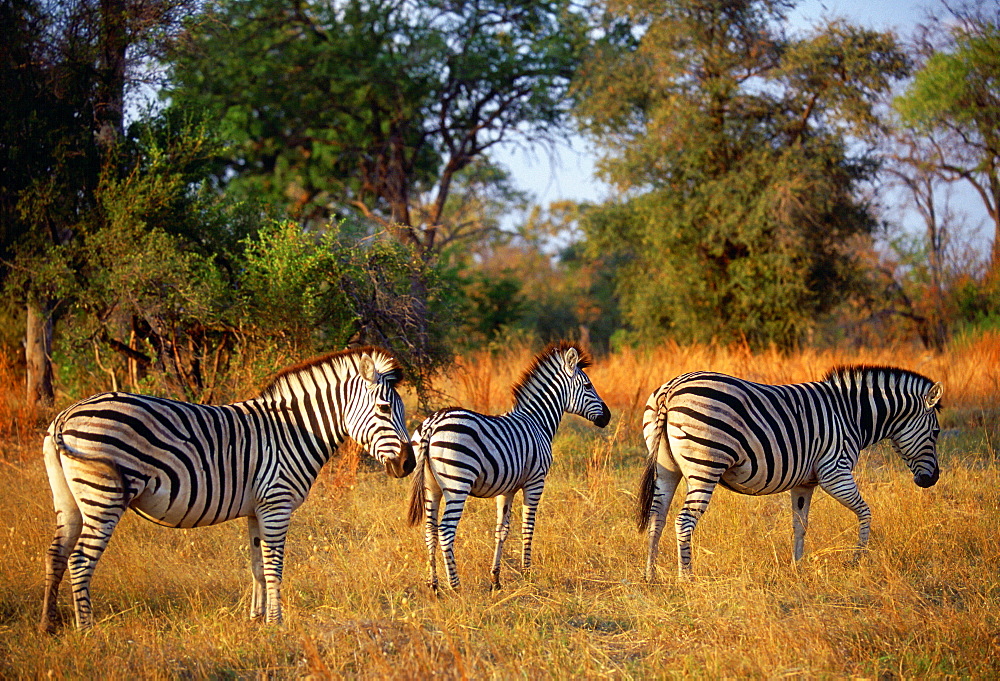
left=561, top=347, right=611, bottom=428
left=889, top=381, right=944, bottom=489
left=347, top=353, right=416, bottom=479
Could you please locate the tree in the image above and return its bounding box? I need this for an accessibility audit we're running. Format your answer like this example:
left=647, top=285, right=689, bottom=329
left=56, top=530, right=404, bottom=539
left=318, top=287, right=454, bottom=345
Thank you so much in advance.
left=0, top=0, right=193, bottom=406
left=574, top=0, right=910, bottom=348
left=168, top=0, right=588, bottom=259
left=883, top=129, right=960, bottom=349
left=894, top=1, right=1000, bottom=276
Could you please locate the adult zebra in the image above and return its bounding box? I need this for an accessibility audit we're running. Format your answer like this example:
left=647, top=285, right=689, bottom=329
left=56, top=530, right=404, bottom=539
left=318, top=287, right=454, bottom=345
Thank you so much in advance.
left=637, top=365, right=943, bottom=580
left=39, top=347, right=415, bottom=633
left=407, top=342, right=611, bottom=591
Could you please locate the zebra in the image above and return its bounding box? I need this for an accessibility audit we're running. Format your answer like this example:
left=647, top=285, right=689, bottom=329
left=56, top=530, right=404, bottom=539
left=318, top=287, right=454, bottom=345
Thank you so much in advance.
left=39, top=346, right=415, bottom=633
left=406, top=342, right=611, bottom=591
left=637, top=365, right=943, bottom=580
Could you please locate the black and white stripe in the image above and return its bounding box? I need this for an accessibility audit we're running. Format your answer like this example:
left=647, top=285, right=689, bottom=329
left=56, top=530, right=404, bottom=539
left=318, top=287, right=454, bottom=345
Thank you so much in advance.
left=637, top=365, right=943, bottom=580
left=39, top=347, right=415, bottom=632
left=407, top=342, right=611, bottom=590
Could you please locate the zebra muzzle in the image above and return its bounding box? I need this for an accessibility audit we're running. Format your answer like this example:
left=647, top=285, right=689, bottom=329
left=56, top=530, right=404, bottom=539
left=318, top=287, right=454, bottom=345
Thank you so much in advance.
left=593, top=404, right=611, bottom=428
left=914, top=467, right=939, bottom=488
left=385, top=441, right=416, bottom=478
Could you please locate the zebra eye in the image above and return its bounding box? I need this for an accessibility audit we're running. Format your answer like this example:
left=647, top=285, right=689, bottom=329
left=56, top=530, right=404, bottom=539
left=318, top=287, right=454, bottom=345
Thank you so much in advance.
left=376, top=403, right=391, bottom=415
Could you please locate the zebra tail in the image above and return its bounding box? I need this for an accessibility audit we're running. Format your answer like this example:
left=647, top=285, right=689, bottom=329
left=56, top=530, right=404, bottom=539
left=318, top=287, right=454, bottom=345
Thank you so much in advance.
left=636, top=458, right=657, bottom=533
left=636, top=391, right=669, bottom=533
left=406, top=427, right=429, bottom=527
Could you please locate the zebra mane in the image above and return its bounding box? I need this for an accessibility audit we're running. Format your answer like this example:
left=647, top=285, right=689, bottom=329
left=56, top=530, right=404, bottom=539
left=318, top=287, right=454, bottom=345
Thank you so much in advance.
left=511, top=341, right=592, bottom=404
left=260, top=346, right=403, bottom=398
left=822, top=364, right=936, bottom=397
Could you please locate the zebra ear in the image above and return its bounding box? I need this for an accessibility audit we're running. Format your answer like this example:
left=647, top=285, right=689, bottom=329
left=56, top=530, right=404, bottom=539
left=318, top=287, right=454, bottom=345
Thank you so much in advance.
left=924, top=382, right=943, bottom=410
left=563, top=347, right=579, bottom=376
left=359, top=354, right=377, bottom=384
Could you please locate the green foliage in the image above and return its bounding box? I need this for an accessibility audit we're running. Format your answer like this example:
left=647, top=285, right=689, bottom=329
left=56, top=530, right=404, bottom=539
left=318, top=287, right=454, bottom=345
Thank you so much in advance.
left=893, top=9, right=1000, bottom=274
left=168, top=0, right=588, bottom=248
left=576, top=0, right=908, bottom=349
left=443, top=199, right=623, bottom=351
left=1, top=0, right=100, bottom=302
left=237, top=218, right=458, bottom=402
left=80, top=114, right=241, bottom=325
left=895, top=23, right=1000, bottom=136
left=462, top=271, right=526, bottom=343
left=952, top=276, right=1000, bottom=335
left=238, top=222, right=354, bottom=346
left=21, top=104, right=452, bottom=399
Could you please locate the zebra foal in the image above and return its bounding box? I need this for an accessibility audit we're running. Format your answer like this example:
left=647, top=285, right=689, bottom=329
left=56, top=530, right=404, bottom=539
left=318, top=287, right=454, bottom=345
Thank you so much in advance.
left=407, top=342, right=611, bottom=591
left=637, top=365, right=943, bottom=580
left=39, top=347, right=415, bottom=632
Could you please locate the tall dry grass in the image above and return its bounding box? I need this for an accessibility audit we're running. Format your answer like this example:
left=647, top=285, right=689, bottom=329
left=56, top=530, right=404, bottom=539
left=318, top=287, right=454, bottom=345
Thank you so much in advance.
left=1, top=337, right=998, bottom=677
left=442, top=333, right=1000, bottom=414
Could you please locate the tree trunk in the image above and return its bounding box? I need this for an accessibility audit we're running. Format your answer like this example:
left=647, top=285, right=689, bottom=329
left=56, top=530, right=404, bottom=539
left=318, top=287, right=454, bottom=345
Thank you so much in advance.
left=96, top=0, right=127, bottom=155
left=26, top=299, right=54, bottom=409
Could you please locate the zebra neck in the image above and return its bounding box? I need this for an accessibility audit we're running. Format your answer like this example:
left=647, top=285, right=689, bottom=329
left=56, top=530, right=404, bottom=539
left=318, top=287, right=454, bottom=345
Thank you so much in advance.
left=245, top=393, right=349, bottom=465
left=828, top=378, right=903, bottom=450
left=510, top=384, right=566, bottom=437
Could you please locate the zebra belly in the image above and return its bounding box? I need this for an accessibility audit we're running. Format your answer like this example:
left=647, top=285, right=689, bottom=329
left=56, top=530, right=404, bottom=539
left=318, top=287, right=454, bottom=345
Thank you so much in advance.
left=468, top=473, right=532, bottom=499
left=127, top=471, right=253, bottom=528
left=719, top=466, right=818, bottom=496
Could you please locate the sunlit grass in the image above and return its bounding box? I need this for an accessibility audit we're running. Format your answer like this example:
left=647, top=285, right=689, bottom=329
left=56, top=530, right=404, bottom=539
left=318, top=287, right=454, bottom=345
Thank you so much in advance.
left=1, top=337, right=998, bottom=677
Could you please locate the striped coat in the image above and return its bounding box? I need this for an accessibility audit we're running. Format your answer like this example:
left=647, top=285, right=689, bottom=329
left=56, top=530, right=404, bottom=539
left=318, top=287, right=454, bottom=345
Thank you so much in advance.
left=637, top=366, right=943, bottom=580
left=40, top=347, right=414, bottom=632
left=407, top=343, right=611, bottom=590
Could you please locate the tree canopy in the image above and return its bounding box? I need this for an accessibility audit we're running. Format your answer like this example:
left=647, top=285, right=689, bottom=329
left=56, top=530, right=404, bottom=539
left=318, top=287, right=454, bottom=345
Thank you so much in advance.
left=894, top=3, right=1000, bottom=274
left=167, top=0, right=589, bottom=258
left=574, top=0, right=910, bottom=348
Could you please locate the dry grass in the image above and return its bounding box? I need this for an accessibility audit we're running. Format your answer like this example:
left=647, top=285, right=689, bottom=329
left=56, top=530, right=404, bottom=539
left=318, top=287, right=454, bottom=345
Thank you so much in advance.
left=1, top=338, right=999, bottom=678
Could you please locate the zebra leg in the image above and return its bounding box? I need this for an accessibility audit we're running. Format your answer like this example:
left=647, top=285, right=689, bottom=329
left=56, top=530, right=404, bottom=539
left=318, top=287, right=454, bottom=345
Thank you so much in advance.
left=645, top=466, right=682, bottom=583
left=490, top=493, right=515, bottom=591
left=247, top=515, right=266, bottom=620
left=437, top=488, right=470, bottom=590
left=674, top=474, right=721, bottom=577
left=256, top=504, right=292, bottom=624
left=520, top=481, right=545, bottom=575
left=65, top=473, right=130, bottom=630
left=790, top=485, right=816, bottom=563
left=818, top=472, right=871, bottom=565
left=40, top=436, right=83, bottom=634
left=423, top=485, right=443, bottom=593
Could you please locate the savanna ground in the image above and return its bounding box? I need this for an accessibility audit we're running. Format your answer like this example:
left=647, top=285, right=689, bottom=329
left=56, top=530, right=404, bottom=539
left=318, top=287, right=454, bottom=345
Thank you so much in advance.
left=1, top=337, right=999, bottom=678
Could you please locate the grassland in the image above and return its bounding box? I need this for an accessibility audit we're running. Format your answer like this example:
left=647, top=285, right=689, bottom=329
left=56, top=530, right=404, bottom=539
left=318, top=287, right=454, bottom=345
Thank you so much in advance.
left=1, top=336, right=998, bottom=678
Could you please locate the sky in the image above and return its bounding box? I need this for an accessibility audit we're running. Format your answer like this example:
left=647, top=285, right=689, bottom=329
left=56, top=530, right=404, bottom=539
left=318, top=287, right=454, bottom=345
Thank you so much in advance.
left=491, top=0, right=938, bottom=207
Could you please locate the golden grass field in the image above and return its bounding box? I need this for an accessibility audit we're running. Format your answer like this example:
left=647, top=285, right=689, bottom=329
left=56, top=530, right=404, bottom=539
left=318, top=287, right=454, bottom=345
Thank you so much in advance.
left=1, top=336, right=998, bottom=678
